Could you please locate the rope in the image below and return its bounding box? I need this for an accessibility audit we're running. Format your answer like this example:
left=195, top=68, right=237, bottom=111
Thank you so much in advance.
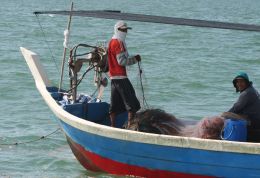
left=0, top=128, right=61, bottom=146
left=90, top=86, right=99, bottom=98
left=66, top=65, right=95, bottom=93
left=137, top=61, right=149, bottom=108
left=35, top=14, right=59, bottom=71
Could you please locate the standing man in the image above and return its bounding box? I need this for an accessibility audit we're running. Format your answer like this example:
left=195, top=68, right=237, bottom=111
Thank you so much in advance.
left=228, top=72, right=260, bottom=141
left=108, top=21, right=141, bottom=127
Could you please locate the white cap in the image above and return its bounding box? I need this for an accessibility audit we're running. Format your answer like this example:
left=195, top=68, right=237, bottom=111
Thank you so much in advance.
left=114, top=21, right=132, bottom=30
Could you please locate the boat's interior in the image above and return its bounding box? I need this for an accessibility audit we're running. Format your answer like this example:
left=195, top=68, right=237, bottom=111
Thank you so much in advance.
left=47, top=86, right=128, bottom=128
left=47, top=86, right=260, bottom=142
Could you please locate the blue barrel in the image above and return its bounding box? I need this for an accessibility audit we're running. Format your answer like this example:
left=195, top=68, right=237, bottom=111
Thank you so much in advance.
left=222, top=119, right=247, bottom=142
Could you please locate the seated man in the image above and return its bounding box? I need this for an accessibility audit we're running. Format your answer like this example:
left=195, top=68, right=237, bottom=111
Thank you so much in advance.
left=228, top=72, right=260, bottom=141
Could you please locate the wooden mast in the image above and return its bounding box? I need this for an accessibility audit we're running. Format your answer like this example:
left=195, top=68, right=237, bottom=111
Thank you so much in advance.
left=58, top=2, right=73, bottom=92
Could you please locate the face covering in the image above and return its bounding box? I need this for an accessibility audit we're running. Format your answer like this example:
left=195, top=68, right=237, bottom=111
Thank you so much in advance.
left=112, top=22, right=129, bottom=57
left=112, top=23, right=127, bottom=42
left=114, top=30, right=127, bottom=42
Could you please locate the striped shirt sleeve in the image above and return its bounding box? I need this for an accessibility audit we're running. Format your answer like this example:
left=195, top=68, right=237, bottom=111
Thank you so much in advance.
left=116, top=52, right=137, bottom=66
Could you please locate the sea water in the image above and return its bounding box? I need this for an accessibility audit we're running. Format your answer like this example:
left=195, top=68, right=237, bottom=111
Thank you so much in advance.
left=1, top=0, right=260, bottom=177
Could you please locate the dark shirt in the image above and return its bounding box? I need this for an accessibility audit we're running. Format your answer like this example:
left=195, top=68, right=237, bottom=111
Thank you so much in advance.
left=229, top=85, right=260, bottom=130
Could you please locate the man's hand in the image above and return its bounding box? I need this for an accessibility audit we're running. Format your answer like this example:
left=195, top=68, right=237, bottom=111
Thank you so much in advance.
left=135, top=55, right=141, bottom=62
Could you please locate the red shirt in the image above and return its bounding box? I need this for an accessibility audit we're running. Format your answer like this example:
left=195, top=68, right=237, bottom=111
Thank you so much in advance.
left=108, top=39, right=127, bottom=78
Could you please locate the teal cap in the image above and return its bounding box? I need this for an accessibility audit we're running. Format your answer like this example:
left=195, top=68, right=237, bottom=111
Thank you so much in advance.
left=232, top=72, right=251, bottom=91
left=233, top=72, right=249, bottom=82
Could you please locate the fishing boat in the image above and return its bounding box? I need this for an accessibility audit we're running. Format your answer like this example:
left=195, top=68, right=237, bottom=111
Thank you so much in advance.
left=21, top=4, right=260, bottom=177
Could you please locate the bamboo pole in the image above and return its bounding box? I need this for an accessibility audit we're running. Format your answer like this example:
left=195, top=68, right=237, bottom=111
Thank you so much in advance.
left=58, top=2, right=73, bottom=92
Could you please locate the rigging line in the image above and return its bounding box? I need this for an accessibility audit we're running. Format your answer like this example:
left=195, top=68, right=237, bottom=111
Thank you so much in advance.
left=66, top=65, right=95, bottom=93
left=0, top=128, right=61, bottom=146
left=137, top=61, right=149, bottom=108
left=90, top=86, right=99, bottom=98
left=35, top=14, right=59, bottom=71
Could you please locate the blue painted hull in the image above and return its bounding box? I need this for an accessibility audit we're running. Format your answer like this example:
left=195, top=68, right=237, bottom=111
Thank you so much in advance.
left=59, top=118, right=260, bottom=177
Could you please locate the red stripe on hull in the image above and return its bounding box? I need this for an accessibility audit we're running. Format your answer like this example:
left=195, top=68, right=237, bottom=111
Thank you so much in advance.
left=66, top=136, right=213, bottom=178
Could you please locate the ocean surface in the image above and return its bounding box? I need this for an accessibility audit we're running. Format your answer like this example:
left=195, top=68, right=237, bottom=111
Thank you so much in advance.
left=1, top=0, right=260, bottom=177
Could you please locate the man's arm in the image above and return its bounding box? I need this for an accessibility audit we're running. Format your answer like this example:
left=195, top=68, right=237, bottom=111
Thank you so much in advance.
left=229, top=89, right=254, bottom=113
left=117, top=52, right=138, bottom=66
left=114, top=41, right=141, bottom=66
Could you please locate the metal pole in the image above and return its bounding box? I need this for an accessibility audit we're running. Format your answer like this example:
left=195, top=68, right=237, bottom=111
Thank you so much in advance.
left=58, top=2, right=73, bottom=92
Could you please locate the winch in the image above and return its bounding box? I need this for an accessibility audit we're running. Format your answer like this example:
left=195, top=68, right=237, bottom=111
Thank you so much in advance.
left=67, top=43, right=108, bottom=102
